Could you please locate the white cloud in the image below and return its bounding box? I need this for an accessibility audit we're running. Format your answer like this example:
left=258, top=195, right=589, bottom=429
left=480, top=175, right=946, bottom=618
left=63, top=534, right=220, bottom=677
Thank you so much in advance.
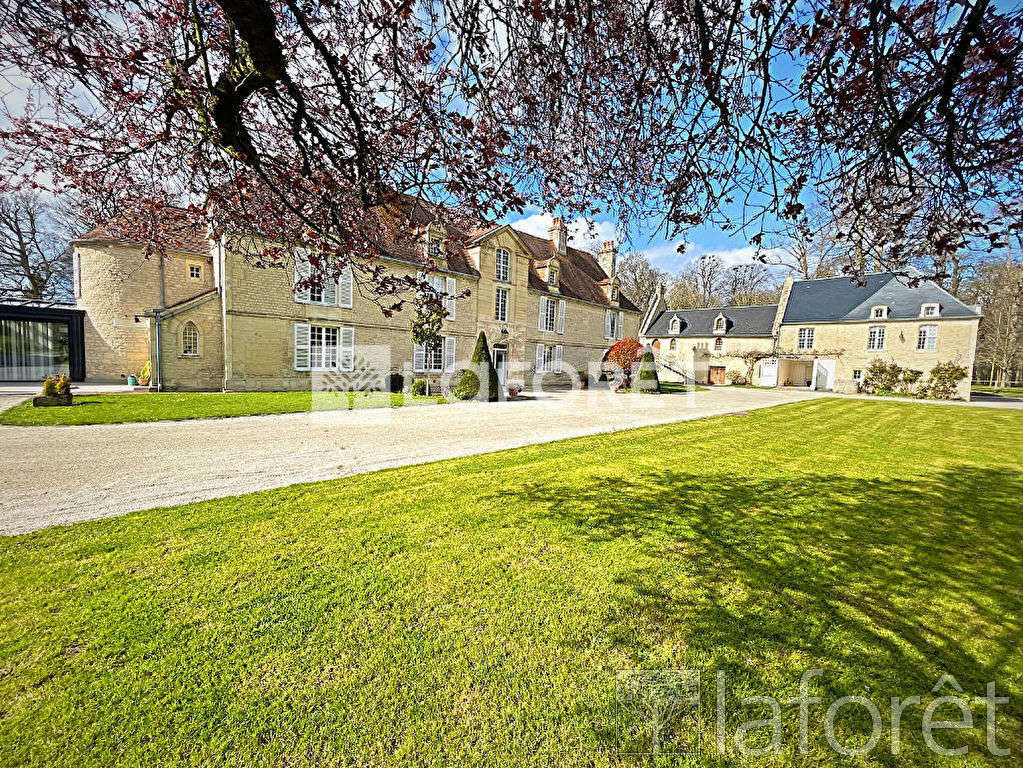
left=509, top=213, right=620, bottom=253
left=639, top=240, right=790, bottom=276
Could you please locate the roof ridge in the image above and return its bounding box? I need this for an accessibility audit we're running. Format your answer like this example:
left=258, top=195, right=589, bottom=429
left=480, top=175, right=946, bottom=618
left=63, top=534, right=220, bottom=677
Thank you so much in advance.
left=668, top=303, right=778, bottom=312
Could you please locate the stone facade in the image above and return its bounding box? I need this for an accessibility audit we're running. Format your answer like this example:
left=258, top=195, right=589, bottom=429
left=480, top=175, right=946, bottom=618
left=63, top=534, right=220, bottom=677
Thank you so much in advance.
left=642, top=275, right=981, bottom=398
left=73, top=223, right=641, bottom=392
left=73, top=241, right=214, bottom=382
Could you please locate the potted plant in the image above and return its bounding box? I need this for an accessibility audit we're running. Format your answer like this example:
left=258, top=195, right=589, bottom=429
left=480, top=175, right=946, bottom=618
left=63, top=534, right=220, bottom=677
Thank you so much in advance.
left=507, top=382, right=522, bottom=397
left=32, top=374, right=73, bottom=407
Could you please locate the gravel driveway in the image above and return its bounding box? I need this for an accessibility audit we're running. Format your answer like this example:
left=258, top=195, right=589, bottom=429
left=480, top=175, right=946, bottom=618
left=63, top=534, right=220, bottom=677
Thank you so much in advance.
left=0, top=387, right=824, bottom=534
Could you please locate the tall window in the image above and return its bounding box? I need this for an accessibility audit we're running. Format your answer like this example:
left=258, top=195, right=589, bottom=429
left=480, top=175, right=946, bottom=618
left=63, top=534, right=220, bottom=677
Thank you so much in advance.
left=182, top=322, right=199, bottom=356
left=495, top=248, right=510, bottom=282
left=539, top=296, right=556, bottom=332
left=714, top=315, right=726, bottom=332
left=413, top=336, right=455, bottom=373
left=535, top=344, right=562, bottom=373
left=605, top=309, right=618, bottom=339
left=309, top=326, right=338, bottom=369
left=868, top=325, right=886, bottom=350
left=548, top=266, right=558, bottom=285
left=917, top=324, right=938, bottom=350
left=797, top=327, right=815, bottom=350
left=495, top=287, right=508, bottom=322
left=428, top=239, right=441, bottom=260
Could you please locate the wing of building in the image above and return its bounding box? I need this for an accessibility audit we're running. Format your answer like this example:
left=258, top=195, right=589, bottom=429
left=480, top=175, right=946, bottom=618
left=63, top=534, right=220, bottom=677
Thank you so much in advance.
left=68, top=207, right=642, bottom=391
left=640, top=273, right=982, bottom=399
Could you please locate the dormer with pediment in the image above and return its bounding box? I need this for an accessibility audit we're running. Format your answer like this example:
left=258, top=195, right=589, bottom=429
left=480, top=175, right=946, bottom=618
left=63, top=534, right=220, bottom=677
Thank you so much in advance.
left=601, top=276, right=620, bottom=305
left=425, top=220, right=446, bottom=262
left=712, top=312, right=728, bottom=335
left=545, top=256, right=561, bottom=292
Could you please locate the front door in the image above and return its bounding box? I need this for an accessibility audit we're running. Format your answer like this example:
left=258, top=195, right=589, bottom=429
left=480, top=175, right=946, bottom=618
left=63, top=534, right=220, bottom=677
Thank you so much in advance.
left=758, top=358, right=778, bottom=387
left=493, top=345, right=507, bottom=385
left=709, top=365, right=726, bottom=385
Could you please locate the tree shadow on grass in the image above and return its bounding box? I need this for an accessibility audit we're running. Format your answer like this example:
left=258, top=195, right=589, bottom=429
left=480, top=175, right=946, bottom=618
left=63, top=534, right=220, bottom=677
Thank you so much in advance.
left=500, top=464, right=1023, bottom=759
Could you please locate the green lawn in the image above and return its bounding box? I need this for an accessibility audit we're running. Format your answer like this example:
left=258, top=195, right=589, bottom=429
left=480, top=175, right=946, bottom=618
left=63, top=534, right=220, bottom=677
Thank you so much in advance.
left=0, top=390, right=448, bottom=426
left=1, top=400, right=1021, bottom=766
left=659, top=381, right=710, bottom=393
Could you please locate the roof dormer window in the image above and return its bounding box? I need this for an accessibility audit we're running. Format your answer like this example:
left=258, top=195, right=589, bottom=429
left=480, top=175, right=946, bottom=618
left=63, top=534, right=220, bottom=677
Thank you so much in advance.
left=669, top=316, right=681, bottom=334
left=611, top=286, right=618, bottom=302
left=428, top=238, right=442, bottom=260
left=713, top=314, right=727, bottom=334
left=548, top=266, right=558, bottom=286
left=920, top=302, right=940, bottom=318
left=871, top=305, right=889, bottom=319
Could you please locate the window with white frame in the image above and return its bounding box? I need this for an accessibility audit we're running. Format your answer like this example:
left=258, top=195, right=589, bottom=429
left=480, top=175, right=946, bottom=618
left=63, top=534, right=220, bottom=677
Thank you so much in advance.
left=413, top=336, right=455, bottom=373
left=797, top=327, right=815, bottom=350
left=494, top=287, right=508, bottom=322
left=495, top=248, right=510, bottom=282
left=713, top=337, right=724, bottom=352
left=868, top=325, right=886, bottom=350
left=188, top=262, right=202, bottom=280
left=921, top=303, right=939, bottom=317
left=539, top=296, right=557, bottom=332
left=182, top=321, right=199, bottom=356
left=294, top=323, right=354, bottom=371
left=917, top=324, right=938, bottom=350
left=535, top=344, right=562, bottom=373
left=852, top=369, right=863, bottom=381
left=548, top=266, right=558, bottom=286
left=669, top=316, right=681, bottom=334
left=872, top=305, right=889, bottom=319
left=714, top=315, right=726, bottom=332
left=605, top=309, right=621, bottom=339
left=294, top=251, right=338, bottom=306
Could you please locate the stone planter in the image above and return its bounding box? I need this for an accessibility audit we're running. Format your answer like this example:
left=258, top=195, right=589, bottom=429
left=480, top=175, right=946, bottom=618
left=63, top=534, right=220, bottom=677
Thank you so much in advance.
left=32, top=394, right=73, bottom=407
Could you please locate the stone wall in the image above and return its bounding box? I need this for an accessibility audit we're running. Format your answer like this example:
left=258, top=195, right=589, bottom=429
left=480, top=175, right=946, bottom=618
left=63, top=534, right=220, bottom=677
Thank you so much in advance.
left=155, top=293, right=225, bottom=391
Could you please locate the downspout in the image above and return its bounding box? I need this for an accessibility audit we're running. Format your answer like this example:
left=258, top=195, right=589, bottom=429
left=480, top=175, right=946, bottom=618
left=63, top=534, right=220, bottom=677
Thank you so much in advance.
left=153, top=309, right=163, bottom=392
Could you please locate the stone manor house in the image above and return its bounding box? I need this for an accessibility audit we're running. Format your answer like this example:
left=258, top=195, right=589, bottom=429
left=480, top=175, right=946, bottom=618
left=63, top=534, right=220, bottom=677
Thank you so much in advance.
left=70, top=204, right=642, bottom=391
left=640, top=271, right=982, bottom=399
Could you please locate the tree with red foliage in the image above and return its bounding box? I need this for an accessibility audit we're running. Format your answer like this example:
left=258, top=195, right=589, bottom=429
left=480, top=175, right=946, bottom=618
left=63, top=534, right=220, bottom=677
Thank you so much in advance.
left=0, top=0, right=1019, bottom=310
left=603, top=337, right=644, bottom=390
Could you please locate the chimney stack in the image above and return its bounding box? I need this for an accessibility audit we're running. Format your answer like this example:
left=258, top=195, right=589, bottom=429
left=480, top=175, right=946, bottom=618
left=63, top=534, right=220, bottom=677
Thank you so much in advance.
left=598, top=240, right=617, bottom=278
left=548, top=217, right=567, bottom=256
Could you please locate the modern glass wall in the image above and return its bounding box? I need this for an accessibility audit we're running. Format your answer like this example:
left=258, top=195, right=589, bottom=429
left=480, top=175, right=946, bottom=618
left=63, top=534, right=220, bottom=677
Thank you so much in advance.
left=0, top=319, right=70, bottom=381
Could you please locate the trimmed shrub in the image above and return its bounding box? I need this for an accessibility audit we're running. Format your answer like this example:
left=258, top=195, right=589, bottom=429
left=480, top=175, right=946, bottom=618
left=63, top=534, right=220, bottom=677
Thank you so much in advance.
left=54, top=373, right=71, bottom=397
left=452, top=331, right=499, bottom=401
left=632, top=346, right=661, bottom=393
left=926, top=361, right=968, bottom=400
left=726, top=371, right=749, bottom=385
left=388, top=372, right=405, bottom=393
left=862, top=359, right=902, bottom=393
left=41, top=376, right=58, bottom=397
left=411, top=378, right=427, bottom=396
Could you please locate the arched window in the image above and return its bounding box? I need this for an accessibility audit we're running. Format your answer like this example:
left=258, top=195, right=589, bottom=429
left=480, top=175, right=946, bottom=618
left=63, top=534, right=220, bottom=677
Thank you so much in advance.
left=669, top=339, right=677, bottom=350
left=669, top=317, right=681, bottom=334
left=714, top=314, right=726, bottom=332
left=182, top=322, right=199, bottom=357
left=713, top=337, right=724, bottom=352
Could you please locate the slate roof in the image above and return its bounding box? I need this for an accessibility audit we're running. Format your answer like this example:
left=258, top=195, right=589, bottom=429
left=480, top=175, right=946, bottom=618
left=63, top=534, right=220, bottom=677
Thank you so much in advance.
left=646, top=304, right=778, bottom=337
left=782, top=272, right=981, bottom=323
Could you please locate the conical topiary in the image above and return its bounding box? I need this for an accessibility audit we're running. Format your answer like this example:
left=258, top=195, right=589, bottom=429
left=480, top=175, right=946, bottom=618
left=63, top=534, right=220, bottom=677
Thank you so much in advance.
left=452, top=331, right=500, bottom=401
left=632, top=345, right=660, bottom=393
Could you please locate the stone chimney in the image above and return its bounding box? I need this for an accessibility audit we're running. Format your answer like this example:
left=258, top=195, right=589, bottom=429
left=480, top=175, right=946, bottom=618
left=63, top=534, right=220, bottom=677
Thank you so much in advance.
left=598, top=240, right=617, bottom=278
left=548, top=217, right=567, bottom=256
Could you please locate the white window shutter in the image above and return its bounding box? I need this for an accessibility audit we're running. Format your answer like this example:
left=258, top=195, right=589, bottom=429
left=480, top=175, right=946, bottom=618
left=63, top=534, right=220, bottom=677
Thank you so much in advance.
left=444, top=336, right=456, bottom=372
left=340, top=326, right=354, bottom=371
left=338, top=266, right=353, bottom=308
left=556, top=299, right=565, bottom=334
left=294, top=251, right=311, bottom=303
left=413, top=343, right=426, bottom=373
left=617, top=311, right=624, bottom=340
left=535, top=343, right=544, bottom=372
left=555, top=344, right=563, bottom=373
left=538, top=298, right=545, bottom=331
left=294, top=323, right=311, bottom=370
left=445, top=277, right=456, bottom=320
left=604, top=310, right=612, bottom=339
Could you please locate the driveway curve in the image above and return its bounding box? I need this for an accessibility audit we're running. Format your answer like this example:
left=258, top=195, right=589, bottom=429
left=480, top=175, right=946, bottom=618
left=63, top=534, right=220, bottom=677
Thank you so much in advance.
left=0, top=387, right=821, bottom=534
